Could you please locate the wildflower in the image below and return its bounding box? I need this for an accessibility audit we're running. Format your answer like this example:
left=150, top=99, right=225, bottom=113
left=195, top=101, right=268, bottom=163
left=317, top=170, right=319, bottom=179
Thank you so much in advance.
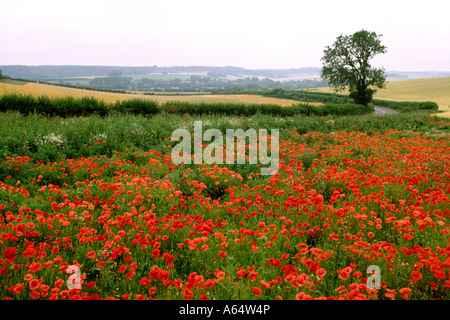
left=28, top=262, right=42, bottom=272
left=158, top=270, right=170, bottom=282
left=399, top=288, right=411, bottom=300
left=337, top=267, right=352, bottom=281
left=183, top=288, right=194, bottom=300
left=260, top=280, right=271, bottom=289
left=237, top=268, right=247, bottom=279
left=248, top=272, right=258, bottom=281
left=139, top=277, right=151, bottom=286
left=295, top=292, right=313, bottom=300
left=411, top=271, right=422, bottom=281
left=252, top=287, right=261, bottom=297
left=316, top=268, right=327, bottom=278
left=24, top=274, right=34, bottom=281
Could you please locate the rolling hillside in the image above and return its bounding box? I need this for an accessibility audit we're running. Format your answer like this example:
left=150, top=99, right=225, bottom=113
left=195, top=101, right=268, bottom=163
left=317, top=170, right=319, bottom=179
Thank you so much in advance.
left=310, top=76, right=450, bottom=117
left=0, top=79, right=304, bottom=107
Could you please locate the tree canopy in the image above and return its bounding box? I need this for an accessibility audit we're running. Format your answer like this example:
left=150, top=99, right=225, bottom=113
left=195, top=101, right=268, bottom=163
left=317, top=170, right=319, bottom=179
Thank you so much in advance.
left=320, top=30, right=387, bottom=105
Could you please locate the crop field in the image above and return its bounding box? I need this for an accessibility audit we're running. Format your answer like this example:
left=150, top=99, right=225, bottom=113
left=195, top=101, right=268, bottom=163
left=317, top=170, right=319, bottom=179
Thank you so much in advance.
left=0, top=96, right=449, bottom=301
left=0, top=80, right=305, bottom=107
left=310, top=76, right=450, bottom=117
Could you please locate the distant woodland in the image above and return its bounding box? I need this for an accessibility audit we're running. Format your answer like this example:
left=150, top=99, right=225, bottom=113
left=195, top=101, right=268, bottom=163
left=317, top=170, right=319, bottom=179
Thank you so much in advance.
left=2, top=65, right=449, bottom=93
left=0, top=65, right=327, bottom=92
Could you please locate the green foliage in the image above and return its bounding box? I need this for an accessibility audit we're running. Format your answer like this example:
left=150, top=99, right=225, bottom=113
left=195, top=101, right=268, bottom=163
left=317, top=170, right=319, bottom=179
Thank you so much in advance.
left=262, top=88, right=352, bottom=104
left=321, top=30, right=387, bottom=105
left=0, top=94, right=108, bottom=117
left=372, top=99, right=439, bottom=112
left=0, top=93, right=376, bottom=119
left=264, top=89, right=439, bottom=113
left=113, top=99, right=159, bottom=115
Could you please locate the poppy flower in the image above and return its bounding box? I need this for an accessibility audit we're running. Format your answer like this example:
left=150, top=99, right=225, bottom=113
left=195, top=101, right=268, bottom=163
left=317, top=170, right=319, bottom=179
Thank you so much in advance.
left=28, top=262, right=42, bottom=272
left=260, top=280, right=271, bottom=289
left=337, top=267, right=352, bottom=281
left=158, top=270, right=170, bottom=282
left=29, top=279, right=41, bottom=291
left=54, top=279, right=64, bottom=288
left=411, top=271, right=422, bottom=281
left=139, top=277, right=151, bottom=286
left=2, top=247, right=17, bottom=261
left=399, top=288, right=411, bottom=300
left=237, top=268, right=247, bottom=279
left=295, top=292, right=313, bottom=300
left=24, top=274, right=34, bottom=281
left=248, top=272, right=258, bottom=281
left=30, top=291, right=40, bottom=299
left=183, top=288, right=194, bottom=300
left=316, top=268, right=327, bottom=277
left=252, top=287, right=261, bottom=297
left=149, top=269, right=160, bottom=280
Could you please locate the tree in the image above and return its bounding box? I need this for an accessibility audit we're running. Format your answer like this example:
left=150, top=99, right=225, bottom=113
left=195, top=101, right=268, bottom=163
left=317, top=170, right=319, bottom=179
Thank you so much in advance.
left=109, top=70, right=123, bottom=77
left=320, top=30, right=387, bottom=105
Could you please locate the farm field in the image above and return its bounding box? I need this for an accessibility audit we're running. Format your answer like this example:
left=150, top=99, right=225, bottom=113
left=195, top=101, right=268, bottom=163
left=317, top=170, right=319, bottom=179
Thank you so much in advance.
left=309, top=76, right=450, bottom=117
left=0, top=80, right=306, bottom=107
left=0, top=106, right=449, bottom=301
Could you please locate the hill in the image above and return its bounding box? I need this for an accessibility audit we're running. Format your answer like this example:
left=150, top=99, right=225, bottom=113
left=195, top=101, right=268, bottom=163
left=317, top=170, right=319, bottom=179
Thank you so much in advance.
left=0, top=65, right=322, bottom=81
left=0, top=79, right=303, bottom=106
left=309, top=76, right=450, bottom=118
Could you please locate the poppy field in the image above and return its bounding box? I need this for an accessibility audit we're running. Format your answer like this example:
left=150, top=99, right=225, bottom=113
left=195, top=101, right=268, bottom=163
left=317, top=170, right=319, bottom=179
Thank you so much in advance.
left=0, top=109, right=449, bottom=300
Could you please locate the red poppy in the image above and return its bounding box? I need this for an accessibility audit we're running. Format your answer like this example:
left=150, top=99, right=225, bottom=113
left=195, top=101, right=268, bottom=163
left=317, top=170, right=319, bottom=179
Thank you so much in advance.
left=158, top=270, right=170, bottom=281
left=252, top=287, right=261, bottom=297
left=139, top=277, right=151, bottom=286
left=411, top=271, right=422, bottom=281
left=183, top=288, right=194, bottom=300
left=2, top=247, right=17, bottom=260
left=28, top=262, right=42, bottom=272
left=248, top=272, right=258, bottom=281
left=149, top=268, right=160, bottom=280
left=260, top=280, right=271, bottom=289
left=24, top=274, right=34, bottom=281
left=399, top=288, right=411, bottom=300
left=30, top=291, right=40, bottom=299
left=295, top=292, right=313, bottom=300
left=237, top=268, right=247, bottom=279
left=29, top=279, right=41, bottom=291
left=316, top=268, right=327, bottom=277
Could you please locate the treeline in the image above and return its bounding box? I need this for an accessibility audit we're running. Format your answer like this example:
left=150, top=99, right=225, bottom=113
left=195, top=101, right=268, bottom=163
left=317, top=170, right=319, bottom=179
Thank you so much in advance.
left=0, top=93, right=374, bottom=118
left=258, top=88, right=439, bottom=112
left=0, top=65, right=321, bottom=81
left=85, top=75, right=328, bottom=92
left=371, top=99, right=439, bottom=112
left=44, top=81, right=128, bottom=94
left=160, top=100, right=374, bottom=117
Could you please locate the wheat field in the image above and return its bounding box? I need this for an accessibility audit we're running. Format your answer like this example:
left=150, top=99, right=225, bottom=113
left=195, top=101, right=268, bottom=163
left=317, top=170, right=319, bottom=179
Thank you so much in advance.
left=310, top=76, right=450, bottom=118
left=0, top=81, right=307, bottom=107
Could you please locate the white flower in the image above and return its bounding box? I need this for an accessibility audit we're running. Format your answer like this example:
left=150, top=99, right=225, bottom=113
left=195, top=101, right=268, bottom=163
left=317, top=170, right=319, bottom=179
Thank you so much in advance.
left=90, top=133, right=108, bottom=142
left=35, top=133, right=68, bottom=149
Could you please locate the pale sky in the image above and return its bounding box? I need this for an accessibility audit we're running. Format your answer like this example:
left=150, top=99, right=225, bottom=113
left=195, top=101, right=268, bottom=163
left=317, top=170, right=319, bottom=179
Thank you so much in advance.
left=1, top=0, right=449, bottom=71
